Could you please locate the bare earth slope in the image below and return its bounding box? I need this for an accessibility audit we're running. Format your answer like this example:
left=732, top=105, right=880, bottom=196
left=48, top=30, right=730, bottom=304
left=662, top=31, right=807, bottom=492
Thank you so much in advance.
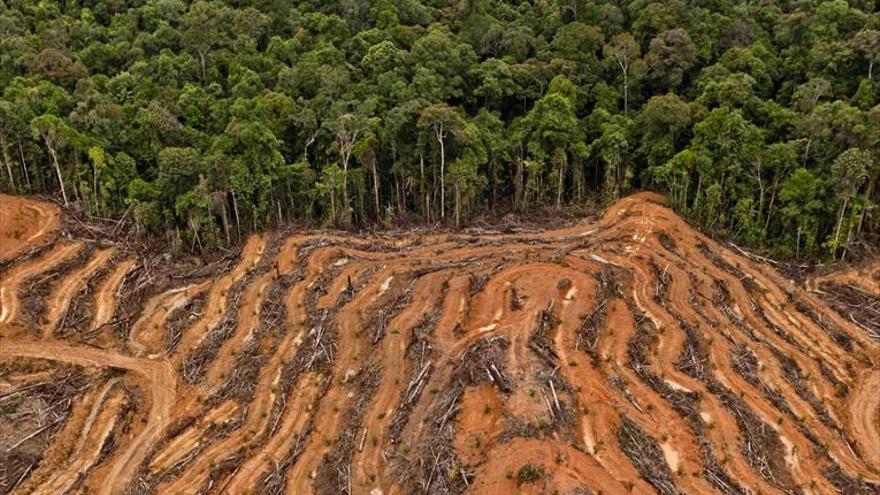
left=0, top=194, right=59, bottom=262
left=1, top=192, right=878, bottom=495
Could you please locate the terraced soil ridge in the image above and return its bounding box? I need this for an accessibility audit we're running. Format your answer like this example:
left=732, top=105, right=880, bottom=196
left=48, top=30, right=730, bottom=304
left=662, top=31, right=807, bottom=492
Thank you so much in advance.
left=0, top=192, right=878, bottom=495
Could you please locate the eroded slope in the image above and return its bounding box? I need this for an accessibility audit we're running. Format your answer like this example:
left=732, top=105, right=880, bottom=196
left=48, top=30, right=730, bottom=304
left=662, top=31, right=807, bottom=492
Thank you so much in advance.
left=1, top=192, right=878, bottom=495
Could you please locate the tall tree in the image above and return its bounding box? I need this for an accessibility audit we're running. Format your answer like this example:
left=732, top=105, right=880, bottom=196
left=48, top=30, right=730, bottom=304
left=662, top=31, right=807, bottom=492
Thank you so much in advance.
left=30, top=114, right=72, bottom=206
left=637, top=93, right=691, bottom=168
left=334, top=113, right=363, bottom=225
left=182, top=1, right=230, bottom=82
left=521, top=86, right=585, bottom=208
left=0, top=101, right=21, bottom=192
left=418, top=104, right=466, bottom=220
left=603, top=32, right=641, bottom=114
left=354, top=130, right=382, bottom=219
left=779, top=168, right=826, bottom=258
left=852, top=29, right=880, bottom=80
left=594, top=114, right=634, bottom=201
left=830, top=148, right=870, bottom=259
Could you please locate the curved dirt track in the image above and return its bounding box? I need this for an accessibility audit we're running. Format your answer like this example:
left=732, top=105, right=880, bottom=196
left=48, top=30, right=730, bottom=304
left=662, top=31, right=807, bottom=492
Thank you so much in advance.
left=1, top=192, right=878, bottom=495
left=0, top=340, right=176, bottom=495
left=0, top=193, right=59, bottom=261
left=0, top=241, right=83, bottom=327
left=91, top=259, right=135, bottom=330
left=41, top=247, right=115, bottom=337
left=24, top=378, right=125, bottom=494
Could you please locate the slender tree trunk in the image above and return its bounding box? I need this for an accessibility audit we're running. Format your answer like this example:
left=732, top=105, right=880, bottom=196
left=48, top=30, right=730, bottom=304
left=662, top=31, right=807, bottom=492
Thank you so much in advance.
left=304, top=132, right=316, bottom=161
left=454, top=181, right=461, bottom=228
left=47, top=145, right=68, bottom=206
left=329, top=185, right=336, bottom=221
left=856, top=168, right=878, bottom=237
left=341, top=156, right=350, bottom=225
left=190, top=218, right=203, bottom=253
left=437, top=127, right=446, bottom=220
left=694, top=173, right=703, bottom=213
left=221, top=194, right=231, bottom=245
left=93, top=157, right=99, bottom=214
left=556, top=153, right=564, bottom=208
left=0, top=136, right=14, bottom=192
left=420, top=153, right=428, bottom=218
left=198, top=50, right=208, bottom=82
left=833, top=196, right=848, bottom=259
left=232, top=190, right=242, bottom=241
left=617, top=59, right=628, bottom=114
left=489, top=157, right=497, bottom=206
left=842, top=222, right=854, bottom=262
left=394, top=172, right=402, bottom=214
left=73, top=151, right=83, bottom=205
left=515, top=145, right=524, bottom=210
left=371, top=157, right=380, bottom=219
left=431, top=157, right=437, bottom=218
left=18, top=140, right=31, bottom=190
left=765, top=174, right=782, bottom=232
left=336, top=119, right=358, bottom=225
left=338, top=144, right=353, bottom=225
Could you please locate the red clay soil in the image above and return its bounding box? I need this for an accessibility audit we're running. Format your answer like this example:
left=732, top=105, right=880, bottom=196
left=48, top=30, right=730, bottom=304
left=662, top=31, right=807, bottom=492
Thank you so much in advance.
left=0, top=194, right=59, bottom=261
left=811, top=260, right=880, bottom=298
left=0, top=192, right=878, bottom=495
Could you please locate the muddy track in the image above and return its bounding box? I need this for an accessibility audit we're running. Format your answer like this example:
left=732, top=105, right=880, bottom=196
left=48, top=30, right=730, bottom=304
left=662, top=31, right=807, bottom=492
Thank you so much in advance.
left=1, top=192, right=878, bottom=495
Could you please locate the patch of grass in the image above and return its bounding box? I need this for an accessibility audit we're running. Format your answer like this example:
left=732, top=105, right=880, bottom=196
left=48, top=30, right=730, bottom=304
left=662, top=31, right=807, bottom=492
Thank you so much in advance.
left=516, top=463, right=545, bottom=485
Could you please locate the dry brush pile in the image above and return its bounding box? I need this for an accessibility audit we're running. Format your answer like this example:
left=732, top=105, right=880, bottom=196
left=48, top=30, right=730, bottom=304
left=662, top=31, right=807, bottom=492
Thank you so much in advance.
left=1, top=192, right=879, bottom=495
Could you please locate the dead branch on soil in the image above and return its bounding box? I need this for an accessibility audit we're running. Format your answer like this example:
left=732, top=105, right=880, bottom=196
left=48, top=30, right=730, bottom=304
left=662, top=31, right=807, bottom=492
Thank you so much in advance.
left=0, top=369, right=91, bottom=494
left=816, top=282, right=880, bottom=341
left=389, top=297, right=445, bottom=444
left=617, top=415, right=683, bottom=495
left=19, top=244, right=94, bottom=327
left=180, top=264, right=261, bottom=384
left=528, top=299, right=560, bottom=367
left=313, top=363, right=381, bottom=495
left=396, top=336, right=510, bottom=494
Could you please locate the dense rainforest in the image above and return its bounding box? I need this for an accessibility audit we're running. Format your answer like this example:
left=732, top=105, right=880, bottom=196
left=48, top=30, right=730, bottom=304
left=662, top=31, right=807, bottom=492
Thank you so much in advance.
left=0, top=0, right=878, bottom=259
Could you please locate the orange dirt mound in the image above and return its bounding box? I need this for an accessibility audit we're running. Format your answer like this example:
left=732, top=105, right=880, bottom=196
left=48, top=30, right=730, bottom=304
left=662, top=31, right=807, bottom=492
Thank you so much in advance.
left=1, top=192, right=878, bottom=495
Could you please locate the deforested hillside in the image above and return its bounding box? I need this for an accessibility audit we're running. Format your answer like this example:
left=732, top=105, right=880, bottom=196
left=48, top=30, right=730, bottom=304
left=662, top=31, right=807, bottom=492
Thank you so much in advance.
left=0, top=1, right=878, bottom=258
left=0, top=192, right=878, bottom=495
